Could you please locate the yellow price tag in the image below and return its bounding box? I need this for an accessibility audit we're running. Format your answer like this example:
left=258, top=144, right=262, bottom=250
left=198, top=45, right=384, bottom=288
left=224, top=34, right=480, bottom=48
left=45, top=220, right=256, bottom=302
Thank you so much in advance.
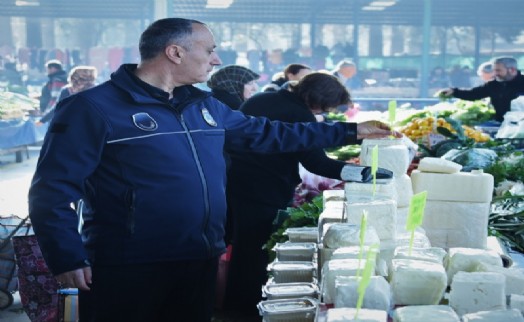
left=371, top=145, right=378, bottom=196
left=406, top=191, right=428, bottom=255
left=355, top=244, right=379, bottom=319
left=357, top=211, right=368, bottom=278
left=388, top=100, right=397, bottom=125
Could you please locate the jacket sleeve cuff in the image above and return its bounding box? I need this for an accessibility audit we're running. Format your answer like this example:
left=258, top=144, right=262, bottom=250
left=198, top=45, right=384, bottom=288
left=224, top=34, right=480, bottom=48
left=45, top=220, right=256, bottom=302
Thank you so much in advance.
left=344, top=122, right=361, bottom=145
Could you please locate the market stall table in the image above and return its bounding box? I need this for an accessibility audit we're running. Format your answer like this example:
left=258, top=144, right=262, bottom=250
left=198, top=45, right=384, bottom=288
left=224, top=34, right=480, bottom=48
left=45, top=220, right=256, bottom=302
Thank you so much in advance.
left=0, top=119, right=47, bottom=163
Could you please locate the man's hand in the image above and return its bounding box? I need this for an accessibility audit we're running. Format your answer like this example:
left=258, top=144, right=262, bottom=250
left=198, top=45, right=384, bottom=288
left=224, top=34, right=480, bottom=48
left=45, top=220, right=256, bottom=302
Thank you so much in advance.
left=56, top=266, right=92, bottom=291
left=357, top=120, right=402, bottom=140
left=438, top=88, right=454, bottom=98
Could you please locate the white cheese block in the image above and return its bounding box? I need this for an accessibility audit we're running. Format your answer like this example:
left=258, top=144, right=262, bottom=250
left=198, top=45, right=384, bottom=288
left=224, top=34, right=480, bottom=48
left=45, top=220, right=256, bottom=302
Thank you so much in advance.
left=390, top=259, right=447, bottom=305
left=462, top=309, right=524, bottom=322
left=378, top=231, right=431, bottom=270
left=475, top=262, right=524, bottom=295
left=360, top=138, right=410, bottom=177
left=344, top=181, right=397, bottom=201
left=332, top=246, right=371, bottom=260
left=394, top=246, right=447, bottom=265
left=323, top=223, right=381, bottom=249
left=326, top=308, right=388, bottom=322
left=422, top=200, right=490, bottom=249
left=392, top=305, right=460, bottom=322
left=321, top=258, right=373, bottom=304
left=411, top=169, right=494, bottom=203
left=319, top=207, right=346, bottom=243
left=446, top=247, right=503, bottom=285
left=449, top=271, right=506, bottom=316
left=334, top=275, right=391, bottom=311
left=393, top=174, right=413, bottom=208
left=396, top=206, right=409, bottom=230
left=324, top=189, right=346, bottom=208
left=326, top=200, right=346, bottom=209
left=510, top=294, right=524, bottom=313
left=417, top=157, right=462, bottom=173
left=345, top=195, right=397, bottom=240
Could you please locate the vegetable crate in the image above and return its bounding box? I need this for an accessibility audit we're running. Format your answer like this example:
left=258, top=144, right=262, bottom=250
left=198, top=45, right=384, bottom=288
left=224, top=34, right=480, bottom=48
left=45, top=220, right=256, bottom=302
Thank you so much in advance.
left=0, top=215, right=32, bottom=309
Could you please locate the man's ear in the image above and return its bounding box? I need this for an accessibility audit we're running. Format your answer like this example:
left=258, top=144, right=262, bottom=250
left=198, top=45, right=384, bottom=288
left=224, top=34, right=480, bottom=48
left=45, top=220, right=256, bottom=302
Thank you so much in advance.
left=166, top=45, right=184, bottom=63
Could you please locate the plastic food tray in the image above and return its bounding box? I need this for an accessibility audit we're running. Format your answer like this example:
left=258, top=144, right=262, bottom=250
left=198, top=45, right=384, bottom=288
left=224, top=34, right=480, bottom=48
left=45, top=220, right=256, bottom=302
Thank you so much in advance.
left=285, top=227, right=319, bottom=243
left=267, top=261, right=316, bottom=283
left=262, top=282, right=319, bottom=300
left=273, top=242, right=317, bottom=262
left=257, top=297, right=317, bottom=322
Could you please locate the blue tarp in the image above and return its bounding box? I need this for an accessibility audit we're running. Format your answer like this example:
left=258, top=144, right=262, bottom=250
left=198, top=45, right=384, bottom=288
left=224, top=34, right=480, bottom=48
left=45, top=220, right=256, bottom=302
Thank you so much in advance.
left=0, top=119, right=47, bottom=149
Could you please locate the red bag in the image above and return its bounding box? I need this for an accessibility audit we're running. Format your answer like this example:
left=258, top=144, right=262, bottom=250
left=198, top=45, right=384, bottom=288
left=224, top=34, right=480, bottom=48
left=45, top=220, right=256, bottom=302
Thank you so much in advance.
left=215, top=244, right=232, bottom=309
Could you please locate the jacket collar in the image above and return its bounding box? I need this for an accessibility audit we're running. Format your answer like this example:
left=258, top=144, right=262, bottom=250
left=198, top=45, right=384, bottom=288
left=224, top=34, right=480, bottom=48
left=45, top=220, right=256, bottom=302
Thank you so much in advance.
left=110, top=64, right=211, bottom=105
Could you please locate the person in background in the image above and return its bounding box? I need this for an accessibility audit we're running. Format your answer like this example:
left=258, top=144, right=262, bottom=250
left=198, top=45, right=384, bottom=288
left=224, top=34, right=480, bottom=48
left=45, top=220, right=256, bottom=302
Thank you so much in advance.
left=331, top=59, right=363, bottom=90
left=477, top=61, right=495, bottom=83
left=39, top=59, right=68, bottom=113
left=223, top=72, right=397, bottom=318
left=267, top=63, right=313, bottom=90
left=439, top=56, right=524, bottom=122
left=428, top=66, right=450, bottom=88
left=37, top=65, right=98, bottom=124
left=28, top=18, right=397, bottom=322
left=207, top=64, right=259, bottom=110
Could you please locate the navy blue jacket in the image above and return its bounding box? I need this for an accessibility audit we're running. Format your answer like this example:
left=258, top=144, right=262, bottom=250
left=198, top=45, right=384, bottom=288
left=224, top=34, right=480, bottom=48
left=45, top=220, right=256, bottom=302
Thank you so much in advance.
left=29, top=64, right=358, bottom=275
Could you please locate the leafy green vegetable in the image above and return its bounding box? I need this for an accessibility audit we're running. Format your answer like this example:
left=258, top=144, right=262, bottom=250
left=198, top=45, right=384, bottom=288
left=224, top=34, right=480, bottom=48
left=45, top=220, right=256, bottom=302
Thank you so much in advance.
left=264, top=195, right=324, bottom=262
left=489, top=195, right=524, bottom=252
left=326, top=144, right=361, bottom=161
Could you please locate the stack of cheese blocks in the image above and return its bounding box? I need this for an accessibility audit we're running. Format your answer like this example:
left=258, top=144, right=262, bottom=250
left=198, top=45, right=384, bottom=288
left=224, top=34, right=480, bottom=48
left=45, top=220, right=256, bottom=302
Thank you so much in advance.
left=411, top=157, right=494, bottom=249
left=300, top=189, right=524, bottom=321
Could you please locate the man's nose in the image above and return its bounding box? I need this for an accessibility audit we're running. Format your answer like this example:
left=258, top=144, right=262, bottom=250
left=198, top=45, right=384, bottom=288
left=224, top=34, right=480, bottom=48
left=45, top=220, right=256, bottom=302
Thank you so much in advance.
left=212, top=53, right=222, bottom=66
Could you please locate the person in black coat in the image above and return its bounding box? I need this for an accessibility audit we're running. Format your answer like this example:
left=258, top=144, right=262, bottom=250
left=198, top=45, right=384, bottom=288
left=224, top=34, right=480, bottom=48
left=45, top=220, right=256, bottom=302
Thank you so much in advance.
left=440, top=56, right=524, bottom=122
left=223, top=72, right=362, bottom=316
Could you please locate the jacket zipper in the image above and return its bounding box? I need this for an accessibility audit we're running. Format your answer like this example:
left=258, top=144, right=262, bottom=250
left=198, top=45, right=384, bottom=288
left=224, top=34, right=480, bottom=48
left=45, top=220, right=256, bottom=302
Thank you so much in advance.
left=125, top=189, right=136, bottom=236
left=172, top=104, right=212, bottom=256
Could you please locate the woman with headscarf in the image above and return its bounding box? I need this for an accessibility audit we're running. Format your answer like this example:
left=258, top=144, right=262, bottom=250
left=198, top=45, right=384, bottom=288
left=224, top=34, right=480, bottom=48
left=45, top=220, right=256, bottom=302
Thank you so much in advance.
left=207, top=64, right=259, bottom=109
left=37, top=65, right=98, bottom=124
left=223, top=72, right=387, bottom=317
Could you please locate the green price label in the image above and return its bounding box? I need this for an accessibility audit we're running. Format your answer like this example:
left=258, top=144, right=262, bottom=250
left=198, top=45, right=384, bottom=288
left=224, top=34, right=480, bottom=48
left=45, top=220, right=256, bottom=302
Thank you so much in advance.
left=406, top=191, right=428, bottom=231
left=371, top=145, right=378, bottom=195
left=355, top=244, right=379, bottom=319
left=357, top=211, right=368, bottom=278
left=388, top=100, right=397, bottom=124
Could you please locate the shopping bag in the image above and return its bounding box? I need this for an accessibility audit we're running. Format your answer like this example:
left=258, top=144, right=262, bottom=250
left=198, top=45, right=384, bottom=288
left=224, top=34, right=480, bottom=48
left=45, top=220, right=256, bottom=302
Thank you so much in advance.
left=215, top=244, right=232, bottom=309
left=12, top=235, right=60, bottom=322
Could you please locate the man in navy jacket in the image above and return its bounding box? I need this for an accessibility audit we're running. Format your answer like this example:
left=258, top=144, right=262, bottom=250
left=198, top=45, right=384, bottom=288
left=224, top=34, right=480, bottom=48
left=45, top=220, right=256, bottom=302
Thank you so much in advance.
left=28, top=18, right=398, bottom=322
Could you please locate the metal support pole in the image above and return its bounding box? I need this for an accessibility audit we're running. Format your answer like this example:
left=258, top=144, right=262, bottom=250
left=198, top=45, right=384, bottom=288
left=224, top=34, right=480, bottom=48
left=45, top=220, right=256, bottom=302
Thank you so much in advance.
left=420, top=0, right=432, bottom=98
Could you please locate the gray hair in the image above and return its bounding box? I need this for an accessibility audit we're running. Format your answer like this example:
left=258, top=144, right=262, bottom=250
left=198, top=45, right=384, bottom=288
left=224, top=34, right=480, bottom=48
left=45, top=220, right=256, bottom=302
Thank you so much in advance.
left=139, top=18, right=205, bottom=61
left=477, top=61, right=493, bottom=76
left=492, top=56, right=518, bottom=69
left=335, top=60, right=356, bottom=69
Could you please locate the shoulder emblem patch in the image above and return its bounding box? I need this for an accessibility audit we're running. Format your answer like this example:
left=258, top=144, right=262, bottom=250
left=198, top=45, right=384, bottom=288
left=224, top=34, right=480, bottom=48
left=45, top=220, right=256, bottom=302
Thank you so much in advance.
left=201, top=107, right=217, bottom=127
left=132, top=112, right=158, bottom=131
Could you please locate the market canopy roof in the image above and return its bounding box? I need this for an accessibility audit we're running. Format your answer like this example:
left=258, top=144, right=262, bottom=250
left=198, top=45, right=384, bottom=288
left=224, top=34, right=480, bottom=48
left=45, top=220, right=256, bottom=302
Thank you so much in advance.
left=0, top=0, right=522, bottom=28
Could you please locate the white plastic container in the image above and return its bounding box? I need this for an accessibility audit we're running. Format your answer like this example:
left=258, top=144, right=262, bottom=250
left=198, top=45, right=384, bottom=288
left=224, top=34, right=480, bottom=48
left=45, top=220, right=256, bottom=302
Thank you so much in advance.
left=262, top=282, right=319, bottom=300
left=273, top=242, right=317, bottom=262
left=257, top=297, right=317, bottom=322
left=267, top=261, right=316, bottom=283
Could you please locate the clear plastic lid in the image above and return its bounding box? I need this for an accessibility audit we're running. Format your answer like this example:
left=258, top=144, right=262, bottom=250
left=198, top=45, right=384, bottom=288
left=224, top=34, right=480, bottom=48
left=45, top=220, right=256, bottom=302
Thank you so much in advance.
left=273, top=242, right=317, bottom=252
left=263, top=282, right=319, bottom=297
left=257, top=297, right=317, bottom=315
left=267, top=261, right=316, bottom=272
left=285, top=227, right=318, bottom=238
